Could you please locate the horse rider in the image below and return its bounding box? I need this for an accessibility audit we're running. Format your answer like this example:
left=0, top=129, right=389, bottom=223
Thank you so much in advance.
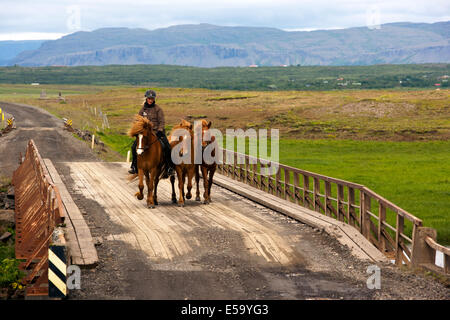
left=129, top=89, right=175, bottom=176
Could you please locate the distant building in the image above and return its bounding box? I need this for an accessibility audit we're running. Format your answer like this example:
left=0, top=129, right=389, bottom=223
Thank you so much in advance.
left=31, top=83, right=40, bottom=86
left=249, top=64, right=258, bottom=68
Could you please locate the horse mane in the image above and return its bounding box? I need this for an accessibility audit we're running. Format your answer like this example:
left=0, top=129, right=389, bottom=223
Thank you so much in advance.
left=172, top=119, right=192, bottom=131
left=169, top=119, right=193, bottom=142
left=128, top=115, right=153, bottom=137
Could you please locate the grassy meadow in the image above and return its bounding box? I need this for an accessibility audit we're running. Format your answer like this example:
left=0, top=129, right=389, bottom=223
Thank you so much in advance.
left=0, top=84, right=449, bottom=243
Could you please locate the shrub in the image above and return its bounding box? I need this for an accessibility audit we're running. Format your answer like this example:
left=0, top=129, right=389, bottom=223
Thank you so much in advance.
left=0, top=258, right=24, bottom=288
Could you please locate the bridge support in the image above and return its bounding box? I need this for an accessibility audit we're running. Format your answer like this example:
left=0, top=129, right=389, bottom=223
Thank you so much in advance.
left=411, top=227, right=436, bottom=268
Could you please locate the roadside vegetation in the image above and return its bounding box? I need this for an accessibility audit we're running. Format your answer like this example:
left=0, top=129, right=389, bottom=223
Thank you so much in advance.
left=0, top=177, right=24, bottom=298
left=0, top=84, right=448, bottom=244
left=0, top=64, right=448, bottom=90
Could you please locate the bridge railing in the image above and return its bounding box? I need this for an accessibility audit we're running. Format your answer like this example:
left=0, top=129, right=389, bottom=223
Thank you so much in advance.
left=12, top=140, right=66, bottom=296
left=217, top=148, right=447, bottom=275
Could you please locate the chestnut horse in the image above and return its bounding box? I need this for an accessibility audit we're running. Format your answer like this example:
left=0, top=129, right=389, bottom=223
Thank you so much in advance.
left=128, top=115, right=172, bottom=208
left=169, top=119, right=198, bottom=207
left=195, top=120, right=217, bottom=204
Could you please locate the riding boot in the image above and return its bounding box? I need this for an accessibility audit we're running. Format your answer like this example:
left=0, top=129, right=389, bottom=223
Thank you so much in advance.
left=129, top=140, right=138, bottom=174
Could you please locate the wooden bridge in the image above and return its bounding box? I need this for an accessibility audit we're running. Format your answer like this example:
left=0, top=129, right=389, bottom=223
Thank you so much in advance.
left=12, top=139, right=449, bottom=298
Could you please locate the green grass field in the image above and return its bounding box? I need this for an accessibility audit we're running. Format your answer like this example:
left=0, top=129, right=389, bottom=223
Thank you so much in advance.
left=276, top=139, right=450, bottom=244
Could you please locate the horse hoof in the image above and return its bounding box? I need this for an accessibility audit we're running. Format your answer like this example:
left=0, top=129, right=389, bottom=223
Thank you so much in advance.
left=172, top=198, right=177, bottom=204
left=186, top=194, right=192, bottom=200
left=203, top=199, right=210, bottom=205
left=136, top=193, right=143, bottom=200
left=148, top=204, right=155, bottom=209
left=195, top=196, right=201, bottom=201
left=178, top=203, right=185, bottom=207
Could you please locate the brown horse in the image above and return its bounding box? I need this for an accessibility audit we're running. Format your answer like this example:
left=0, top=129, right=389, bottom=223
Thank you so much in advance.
left=169, top=119, right=198, bottom=207
left=195, top=119, right=217, bottom=204
left=128, top=115, right=170, bottom=208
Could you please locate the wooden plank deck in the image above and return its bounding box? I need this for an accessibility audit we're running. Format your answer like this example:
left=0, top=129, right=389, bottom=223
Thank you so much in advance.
left=44, top=159, right=98, bottom=267
left=64, top=162, right=304, bottom=266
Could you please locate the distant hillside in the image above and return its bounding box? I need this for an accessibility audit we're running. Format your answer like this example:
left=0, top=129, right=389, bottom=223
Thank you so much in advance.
left=0, top=64, right=448, bottom=91
left=0, top=40, right=45, bottom=66
left=8, top=21, right=450, bottom=67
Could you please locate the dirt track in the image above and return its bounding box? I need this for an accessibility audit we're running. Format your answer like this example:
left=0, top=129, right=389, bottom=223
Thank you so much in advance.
left=0, top=101, right=448, bottom=300
left=0, top=101, right=97, bottom=177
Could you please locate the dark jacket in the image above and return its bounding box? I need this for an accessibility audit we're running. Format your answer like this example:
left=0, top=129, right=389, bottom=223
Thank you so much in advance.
left=138, top=102, right=165, bottom=132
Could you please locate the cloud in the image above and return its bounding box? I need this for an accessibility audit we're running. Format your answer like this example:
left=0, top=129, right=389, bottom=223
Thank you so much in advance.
left=0, top=0, right=448, bottom=39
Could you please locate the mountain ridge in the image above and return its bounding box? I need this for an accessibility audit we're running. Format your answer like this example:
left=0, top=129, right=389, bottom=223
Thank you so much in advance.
left=9, top=21, right=450, bottom=67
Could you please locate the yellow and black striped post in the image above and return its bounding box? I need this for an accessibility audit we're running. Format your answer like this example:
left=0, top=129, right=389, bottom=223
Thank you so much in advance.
left=48, top=245, right=67, bottom=298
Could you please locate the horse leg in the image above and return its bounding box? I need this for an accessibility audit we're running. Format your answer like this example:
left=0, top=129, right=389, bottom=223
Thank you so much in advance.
left=201, top=166, right=210, bottom=204
left=186, top=168, right=194, bottom=200
left=135, top=168, right=144, bottom=200
left=207, top=167, right=216, bottom=203
left=153, top=171, right=160, bottom=206
left=195, top=165, right=201, bottom=201
left=147, top=169, right=156, bottom=209
left=182, top=171, right=186, bottom=200
left=170, top=174, right=177, bottom=204
left=177, top=169, right=185, bottom=207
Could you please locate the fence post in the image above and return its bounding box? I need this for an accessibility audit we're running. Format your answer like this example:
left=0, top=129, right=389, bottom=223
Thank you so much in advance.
left=395, top=214, right=405, bottom=266
left=348, top=187, right=355, bottom=227
left=284, top=168, right=289, bottom=201
left=378, top=203, right=386, bottom=252
left=361, top=191, right=370, bottom=239
left=410, top=227, right=437, bottom=269
left=293, top=172, right=301, bottom=205
left=252, top=162, right=258, bottom=188
left=337, top=184, right=344, bottom=222
left=303, top=175, right=310, bottom=209
left=325, top=181, right=331, bottom=217
left=276, top=169, right=281, bottom=198
left=313, top=177, right=320, bottom=213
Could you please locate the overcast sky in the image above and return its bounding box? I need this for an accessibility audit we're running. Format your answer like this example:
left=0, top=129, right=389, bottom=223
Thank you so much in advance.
left=0, top=0, right=449, bottom=40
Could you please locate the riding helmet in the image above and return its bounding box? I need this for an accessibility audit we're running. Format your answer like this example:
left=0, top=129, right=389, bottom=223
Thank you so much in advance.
left=145, top=90, right=156, bottom=99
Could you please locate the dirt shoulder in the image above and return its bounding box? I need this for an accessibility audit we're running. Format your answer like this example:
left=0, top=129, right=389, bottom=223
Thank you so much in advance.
left=0, top=101, right=99, bottom=178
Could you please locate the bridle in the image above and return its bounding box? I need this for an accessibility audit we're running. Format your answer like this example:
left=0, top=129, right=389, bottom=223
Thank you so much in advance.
left=136, top=129, right=158, bottom=155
